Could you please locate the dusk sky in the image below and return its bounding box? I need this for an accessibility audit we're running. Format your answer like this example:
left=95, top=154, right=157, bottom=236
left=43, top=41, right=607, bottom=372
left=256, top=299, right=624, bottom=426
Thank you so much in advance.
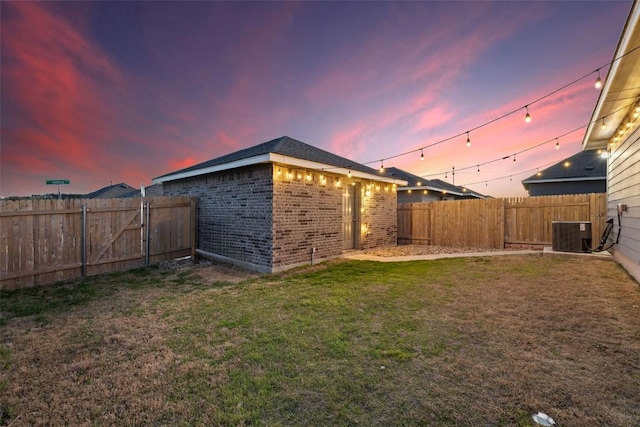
left=1, top=1, right=632, bottom=198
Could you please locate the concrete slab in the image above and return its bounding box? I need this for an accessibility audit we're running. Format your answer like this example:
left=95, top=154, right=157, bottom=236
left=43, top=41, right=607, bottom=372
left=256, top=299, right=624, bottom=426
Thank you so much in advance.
left=542, top=246, right=615, bottom=261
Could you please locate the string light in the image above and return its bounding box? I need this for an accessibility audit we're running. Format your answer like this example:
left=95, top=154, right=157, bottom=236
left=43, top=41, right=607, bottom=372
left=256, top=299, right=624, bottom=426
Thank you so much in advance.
left=513, top=155, right=516, bottom=163
left=420, top=149, right=424, bottom=161
left=555, top=138, right=560, bottom=150
left=466, top=132, right=471, bottom=147
left=601, top=117, right=606, bottom=129
left=460, top=159, right=563, bottom=190
left=418, top=105, right=631, bottom=182
left=477, top=165, right=480, bottom=173
left=348, top=170, right=352, bottom=178
left=379, top=160, right=384, bottom=172
left=595, top=69, right=602, bottom=89
left=524, top=105, right=531, bottom=123
left=360, top=46, right=640, bottom=167
left=536, top=168, right=541, bottom=177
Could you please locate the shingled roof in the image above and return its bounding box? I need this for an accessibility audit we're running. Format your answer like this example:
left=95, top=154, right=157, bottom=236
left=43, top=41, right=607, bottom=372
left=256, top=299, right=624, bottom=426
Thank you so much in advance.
left=385, top=167, right=486, bottom=198
left=154, top=136, right=403, bottom=184
left=521, top=149, right=607, bottom=190
left=85, top=183, right=137, bottom=198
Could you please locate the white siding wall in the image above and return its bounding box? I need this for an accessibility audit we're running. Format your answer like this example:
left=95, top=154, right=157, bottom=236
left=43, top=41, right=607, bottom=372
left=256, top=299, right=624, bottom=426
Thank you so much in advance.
left=608, top=128, right=640, bottom=282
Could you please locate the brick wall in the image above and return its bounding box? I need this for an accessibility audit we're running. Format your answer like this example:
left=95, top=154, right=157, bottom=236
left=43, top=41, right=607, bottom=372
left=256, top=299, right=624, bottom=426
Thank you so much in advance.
left=162, top=163, right=398, bottom=272
left=272, top=167, right=343, bottom=269
left=163, top=164, right=274, bottom=269
left=359, top=181, right=398, bottom=249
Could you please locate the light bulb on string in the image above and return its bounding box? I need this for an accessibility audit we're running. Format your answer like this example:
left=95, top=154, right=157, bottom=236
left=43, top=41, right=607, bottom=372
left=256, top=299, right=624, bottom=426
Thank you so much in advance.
left=595, top=69, right=602, bottom=89
left=348, top=170, right=352, bottom=178
left=524, top=106, right=531, bottom=123
left=379, top=160, right=384, bottom=172
left=555, top=138, right=560, bottom=150
left=477, top=165, right=480, bottom=173
left=466, top=132, right=471, bottom=147
left=420, top=149, right=424, bottom=161
left=513, top=155, right=516, bottom=163
left=601, top=117, right=606, bottom=129
left=536, top=168, right=541, bottom=177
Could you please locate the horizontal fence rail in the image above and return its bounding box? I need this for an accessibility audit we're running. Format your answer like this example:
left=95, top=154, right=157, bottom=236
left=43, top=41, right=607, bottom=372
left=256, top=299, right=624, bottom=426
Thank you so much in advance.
left=1, top=197, right=196, bottom=290
left=398, top=193, right=607, bottom=250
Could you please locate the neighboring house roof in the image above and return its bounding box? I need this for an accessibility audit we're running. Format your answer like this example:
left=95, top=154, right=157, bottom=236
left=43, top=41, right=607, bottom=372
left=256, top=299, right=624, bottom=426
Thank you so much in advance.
left=385, top=167, right=487, bottom=198
left=120, top=184, right=164, bottom=198
left=85, top=183, right=137, bottom=198
left=521, top=150, right=607, bottom=190
left=583, top=1, right=640, bottom=150
left=153, top=136, right=406, bottom=185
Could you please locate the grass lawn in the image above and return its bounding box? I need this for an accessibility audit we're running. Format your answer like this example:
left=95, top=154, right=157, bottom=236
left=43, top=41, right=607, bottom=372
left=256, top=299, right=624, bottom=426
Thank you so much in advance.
left=1, top=255, right=639, bottom=426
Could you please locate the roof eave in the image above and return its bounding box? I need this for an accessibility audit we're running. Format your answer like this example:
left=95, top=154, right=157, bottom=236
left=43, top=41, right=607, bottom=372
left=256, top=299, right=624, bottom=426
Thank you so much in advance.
left=583, top=1, right=640, bottom=150
left=153, top=153, right=407, bottom=186
left=521, top=176, right=606, bottom=185
left=397, top=186, right=484, bottom=198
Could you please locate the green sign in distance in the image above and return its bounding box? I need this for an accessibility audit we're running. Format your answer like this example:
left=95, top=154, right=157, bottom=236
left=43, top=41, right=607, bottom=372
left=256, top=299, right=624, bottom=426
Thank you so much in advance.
left=46, top=179, right=70, bottom=185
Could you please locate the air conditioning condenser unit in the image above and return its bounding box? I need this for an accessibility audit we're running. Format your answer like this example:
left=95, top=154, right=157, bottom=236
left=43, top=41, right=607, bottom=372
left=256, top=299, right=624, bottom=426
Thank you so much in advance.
left=552, top=221, right=592, bottom=253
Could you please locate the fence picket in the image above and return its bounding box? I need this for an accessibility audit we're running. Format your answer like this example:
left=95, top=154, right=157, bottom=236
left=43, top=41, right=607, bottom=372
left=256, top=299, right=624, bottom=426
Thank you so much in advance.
left=398, top=193, right=607, bottom=249
left=0, top=196, right=196, bottom=290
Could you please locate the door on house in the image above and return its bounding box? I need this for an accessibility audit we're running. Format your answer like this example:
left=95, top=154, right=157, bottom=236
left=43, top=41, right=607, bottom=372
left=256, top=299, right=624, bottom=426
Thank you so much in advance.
left=342, top=184, right=357, bottom=250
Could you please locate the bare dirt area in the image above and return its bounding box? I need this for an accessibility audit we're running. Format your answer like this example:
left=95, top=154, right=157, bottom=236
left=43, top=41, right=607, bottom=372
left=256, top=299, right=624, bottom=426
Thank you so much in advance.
left=159, top=258, right=262, bottom=283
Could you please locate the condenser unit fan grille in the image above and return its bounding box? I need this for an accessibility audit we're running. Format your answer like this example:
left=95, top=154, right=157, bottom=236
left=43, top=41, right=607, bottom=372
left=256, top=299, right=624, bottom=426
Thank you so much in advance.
left=552, top=221, right=592, bottom=253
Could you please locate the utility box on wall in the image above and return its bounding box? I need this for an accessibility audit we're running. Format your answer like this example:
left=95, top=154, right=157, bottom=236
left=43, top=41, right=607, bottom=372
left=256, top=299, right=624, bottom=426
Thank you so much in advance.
left=552, top=221, right=592, bottom=253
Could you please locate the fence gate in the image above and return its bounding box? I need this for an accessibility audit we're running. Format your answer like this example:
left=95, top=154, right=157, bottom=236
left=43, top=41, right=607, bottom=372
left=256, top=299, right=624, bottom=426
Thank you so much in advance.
left=1, top=197, right=196, bottom=290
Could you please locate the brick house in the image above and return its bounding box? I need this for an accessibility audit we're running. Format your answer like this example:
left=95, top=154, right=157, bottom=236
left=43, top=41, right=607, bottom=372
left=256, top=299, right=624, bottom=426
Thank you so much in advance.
left=153, top=136, right=407, bottom=273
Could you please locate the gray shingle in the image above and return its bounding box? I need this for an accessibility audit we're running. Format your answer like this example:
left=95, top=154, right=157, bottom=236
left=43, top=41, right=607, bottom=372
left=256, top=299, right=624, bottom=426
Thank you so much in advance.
left=522, top=149, right=607, bottom=188
left=155, top=136, right=382, bottom=180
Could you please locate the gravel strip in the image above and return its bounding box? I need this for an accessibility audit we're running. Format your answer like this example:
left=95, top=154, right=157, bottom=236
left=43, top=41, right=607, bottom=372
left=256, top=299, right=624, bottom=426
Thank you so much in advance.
left=363, top=244, right=525, bottom=257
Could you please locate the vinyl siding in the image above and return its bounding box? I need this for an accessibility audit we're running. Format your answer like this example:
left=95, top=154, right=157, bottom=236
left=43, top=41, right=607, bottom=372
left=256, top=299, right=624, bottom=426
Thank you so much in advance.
left=608, top=128, right=640, bottom=282
left=527, top=181, right=606, bottom=196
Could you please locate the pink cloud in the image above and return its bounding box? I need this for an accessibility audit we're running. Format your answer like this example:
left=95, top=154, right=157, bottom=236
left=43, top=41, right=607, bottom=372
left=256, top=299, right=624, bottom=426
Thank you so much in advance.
left=167, top=157, right=195, bottom=171
left=1, top=2, right=126, bottom=195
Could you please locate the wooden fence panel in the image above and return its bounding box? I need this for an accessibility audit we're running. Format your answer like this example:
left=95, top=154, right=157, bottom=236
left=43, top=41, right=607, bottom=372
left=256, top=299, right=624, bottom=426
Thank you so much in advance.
left=1, top=196, right=196, bottom=290
left=397, top=203, right=432, bottom=245
left=429, top=198, right=504, bottom=249
left=147, top=197, right=194, bottom=264
left=398, top=193, right=607, bottom=250
left=504, top=194, right=606, bottom=247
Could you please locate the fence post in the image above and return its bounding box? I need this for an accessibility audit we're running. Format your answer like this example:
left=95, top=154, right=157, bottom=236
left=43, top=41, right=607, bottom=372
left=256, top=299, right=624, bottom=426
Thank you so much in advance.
left=81, top=204, right=87, bottom=277
left=145, top=202, right=151, bottom=266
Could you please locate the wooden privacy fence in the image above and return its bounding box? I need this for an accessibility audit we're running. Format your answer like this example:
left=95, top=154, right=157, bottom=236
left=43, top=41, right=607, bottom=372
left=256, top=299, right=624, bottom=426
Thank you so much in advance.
left=1, top=197, right=196, bottom=290
left=398, top=193, right=607, bottom=249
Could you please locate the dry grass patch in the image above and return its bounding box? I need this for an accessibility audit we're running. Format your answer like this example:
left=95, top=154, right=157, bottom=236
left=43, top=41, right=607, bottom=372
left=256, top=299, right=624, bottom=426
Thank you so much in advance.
left=1, top=255, right=639, bottom=426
